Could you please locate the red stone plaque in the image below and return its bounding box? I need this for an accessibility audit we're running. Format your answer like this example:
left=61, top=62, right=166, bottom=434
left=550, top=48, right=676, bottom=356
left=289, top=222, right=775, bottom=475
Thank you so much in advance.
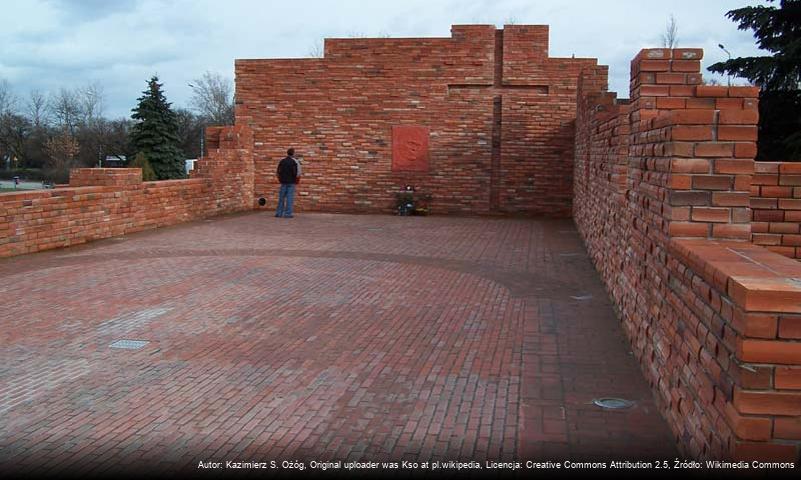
left=392, top=125, right=430, bottom=172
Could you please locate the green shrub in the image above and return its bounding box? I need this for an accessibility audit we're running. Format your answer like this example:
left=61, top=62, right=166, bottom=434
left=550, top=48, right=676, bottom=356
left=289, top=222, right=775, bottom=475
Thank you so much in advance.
left=129, top=152, right=157, bottom=181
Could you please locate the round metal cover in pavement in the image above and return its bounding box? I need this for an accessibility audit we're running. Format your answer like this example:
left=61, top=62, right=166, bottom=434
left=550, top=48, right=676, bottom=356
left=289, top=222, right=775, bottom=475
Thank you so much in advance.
left=593, top=397, right=636, bottom=410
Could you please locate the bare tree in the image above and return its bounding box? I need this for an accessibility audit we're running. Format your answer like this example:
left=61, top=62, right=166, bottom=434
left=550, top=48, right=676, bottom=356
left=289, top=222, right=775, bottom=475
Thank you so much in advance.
left=174, top=107, right=204, bottom=159
left=188, top=71, right=234, bottom=125
left=0, top=114, right=29, bottom=168
left=48, top=83, right=106, bottom=133
left=661, top=14, right=679, bottom=48
left=49, top=88, right=82, bottom=135
left=0, top=80, right=21, bottom=167
left=27, top=90, right=50, bottom=128
left=0, top=79, right=17, bottom=116
left=0, top=80, right=127, bottom=171
left=104, top=118, right=133, bottom=160
left=308, top=39, right=324, bottom=58
left=79, top=82, right=105, bottom=124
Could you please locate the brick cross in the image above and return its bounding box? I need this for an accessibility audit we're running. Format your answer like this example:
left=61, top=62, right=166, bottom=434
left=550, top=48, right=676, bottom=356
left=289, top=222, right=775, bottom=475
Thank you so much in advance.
left=446, top=33, right=550, bottom=211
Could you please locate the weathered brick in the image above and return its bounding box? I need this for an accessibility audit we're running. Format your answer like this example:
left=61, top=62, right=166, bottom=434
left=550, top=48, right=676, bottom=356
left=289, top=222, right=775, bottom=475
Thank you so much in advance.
left=724, top=404, right=772, bottom=441
left=696, top=85, right=729, bottom=97
left=691, top=207, right=730, bottom=223
left=728, top=86, right=760, bottom=98
left=671, top=59, right=701, bottom=72
left=713, top=192, right=750, bottom=207
left=669, top=221, right=710, bottom=237
left=732, top=441, right=799, bottom=462
left=734, top=389, right=801, bottom=416
left=779, top=316, right=801, bottom=339
left=775, top=417, right=801, bottom=440
left=695, top=143, right=734, bottom=158
left=712, top=223, right=750, bottom=240
left=718, top=126, right=758, bottom=142
left=714, top=159, right=753, bottom=175
left=738, top=339, right=801, bottom=365
left=776, top=368, right=801, bottom=389
left=718, top=109, right=759, bottom=125
left=670, top=191, right=711, bottom=206
left=692, top=175, right=732, bottom=191
left=734, top=143, right=757, bottom=158
left=731, top=310, right=778, bottom=338
left=671, top=158, right=710, bottom=173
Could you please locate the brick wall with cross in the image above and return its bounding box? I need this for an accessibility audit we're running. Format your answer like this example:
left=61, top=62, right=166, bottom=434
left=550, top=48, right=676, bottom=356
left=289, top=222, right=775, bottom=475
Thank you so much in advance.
left=236, top=25, right=607, bottom=215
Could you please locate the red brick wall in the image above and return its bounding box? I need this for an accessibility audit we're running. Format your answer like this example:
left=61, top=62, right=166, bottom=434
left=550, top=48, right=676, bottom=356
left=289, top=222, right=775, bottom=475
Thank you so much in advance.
left=0, top=126, right=252, bottom=258
left=574, top=47, right=801, bottom=461
left=237, top=25, right=606, bottom=216
left=752, top=162, right=801, bottom=258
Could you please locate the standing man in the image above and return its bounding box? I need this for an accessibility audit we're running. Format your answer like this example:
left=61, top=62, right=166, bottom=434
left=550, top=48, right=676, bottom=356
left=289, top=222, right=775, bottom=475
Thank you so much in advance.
left=275, top=148, right=299, bottom=218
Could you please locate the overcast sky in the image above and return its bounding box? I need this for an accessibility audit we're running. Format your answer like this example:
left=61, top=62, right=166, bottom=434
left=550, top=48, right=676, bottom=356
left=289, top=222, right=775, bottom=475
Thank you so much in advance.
left=0, top=0, right=765, bottom=119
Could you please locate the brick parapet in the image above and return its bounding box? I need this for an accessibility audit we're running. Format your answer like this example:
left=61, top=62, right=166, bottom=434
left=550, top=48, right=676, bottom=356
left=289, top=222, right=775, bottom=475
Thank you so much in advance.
left=0, top=126, right=252, bottom=258
left=69, top=168, right=143, bottom=187
left=574, top=47, right=799, bottom=461
left=670, top=239, right=801, bottom=460
left=194, top=125, right=255, bottom=211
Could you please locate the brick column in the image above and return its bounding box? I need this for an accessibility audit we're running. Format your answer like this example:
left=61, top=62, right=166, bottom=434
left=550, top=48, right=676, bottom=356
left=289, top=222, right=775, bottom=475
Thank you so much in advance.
left=629, top=48, right=759, bottom=241
left=194, top=125, right=255, bottom=212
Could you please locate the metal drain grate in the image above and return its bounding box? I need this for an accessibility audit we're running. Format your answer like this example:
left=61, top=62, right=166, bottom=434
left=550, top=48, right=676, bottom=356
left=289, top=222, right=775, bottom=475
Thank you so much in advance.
left=109, top=339, right=149, bottom=350
left=593, top=398, right=635, bottom=410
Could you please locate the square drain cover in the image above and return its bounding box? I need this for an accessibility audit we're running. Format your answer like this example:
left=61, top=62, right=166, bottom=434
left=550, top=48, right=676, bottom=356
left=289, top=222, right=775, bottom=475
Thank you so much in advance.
left=110, top=339, right=149, bottom=350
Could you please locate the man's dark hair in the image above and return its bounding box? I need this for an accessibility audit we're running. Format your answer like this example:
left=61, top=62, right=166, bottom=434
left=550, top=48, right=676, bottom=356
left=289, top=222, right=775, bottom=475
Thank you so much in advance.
left=287, top=148, right=295, bottom=156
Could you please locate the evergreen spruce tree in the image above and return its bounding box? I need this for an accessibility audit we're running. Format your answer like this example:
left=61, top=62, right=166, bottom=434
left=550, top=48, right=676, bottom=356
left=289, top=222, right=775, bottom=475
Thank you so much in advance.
left=708, top=0, right=801, bottom=160
left=130, top=76, right=186, bottom=179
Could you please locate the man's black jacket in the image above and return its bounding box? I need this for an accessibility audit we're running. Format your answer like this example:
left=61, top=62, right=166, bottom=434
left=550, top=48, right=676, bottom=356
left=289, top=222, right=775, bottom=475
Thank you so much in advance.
left=276, top=156, right=298, bottom=184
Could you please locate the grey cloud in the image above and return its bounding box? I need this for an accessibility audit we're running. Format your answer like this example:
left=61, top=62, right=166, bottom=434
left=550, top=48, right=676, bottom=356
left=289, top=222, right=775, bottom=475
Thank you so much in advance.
left=0, top=0, right=771, bottom=118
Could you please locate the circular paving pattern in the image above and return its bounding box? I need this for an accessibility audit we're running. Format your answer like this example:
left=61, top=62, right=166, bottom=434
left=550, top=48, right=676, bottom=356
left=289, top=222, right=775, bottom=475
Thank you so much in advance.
left=0, top=213, right=677, bottom=476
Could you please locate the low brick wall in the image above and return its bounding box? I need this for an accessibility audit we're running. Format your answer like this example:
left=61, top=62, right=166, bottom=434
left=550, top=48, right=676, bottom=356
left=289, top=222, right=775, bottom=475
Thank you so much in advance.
left=0, top=180, right=210, bottom=257
left=751, top=162, right=801, bottom=258
left=0, top=126, right=252, bottom=258
left=574, top=47, right=801, bottom=460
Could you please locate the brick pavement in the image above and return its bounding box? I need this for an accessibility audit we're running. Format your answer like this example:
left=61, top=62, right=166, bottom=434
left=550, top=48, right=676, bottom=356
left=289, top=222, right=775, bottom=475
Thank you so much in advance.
left=0, top=213, right=676, bottom=475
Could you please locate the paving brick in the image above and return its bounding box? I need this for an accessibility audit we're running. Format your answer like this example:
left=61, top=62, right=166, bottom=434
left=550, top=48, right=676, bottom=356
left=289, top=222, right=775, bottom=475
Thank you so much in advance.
left=0, top=213, right=677, bottom=474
